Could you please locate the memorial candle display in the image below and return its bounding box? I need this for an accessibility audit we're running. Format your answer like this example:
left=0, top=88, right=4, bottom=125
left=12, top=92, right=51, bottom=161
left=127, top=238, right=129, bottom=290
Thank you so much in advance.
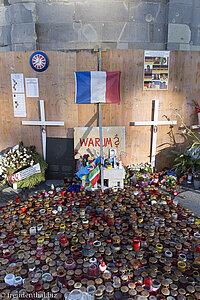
left=0, top=183, right=199, bottom=299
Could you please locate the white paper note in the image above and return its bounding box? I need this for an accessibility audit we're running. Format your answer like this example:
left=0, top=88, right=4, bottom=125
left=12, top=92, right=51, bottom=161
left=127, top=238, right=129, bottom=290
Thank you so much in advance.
left=25, top=78, right=39, bottom=97
left=13, top=93, right=26, bottom=117
left=11, top=74, right=25, bottom=93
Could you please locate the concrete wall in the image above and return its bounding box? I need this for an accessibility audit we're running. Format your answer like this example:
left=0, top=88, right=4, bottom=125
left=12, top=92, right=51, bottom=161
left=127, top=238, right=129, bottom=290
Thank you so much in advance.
left=0, top=0, right=199, bottom=52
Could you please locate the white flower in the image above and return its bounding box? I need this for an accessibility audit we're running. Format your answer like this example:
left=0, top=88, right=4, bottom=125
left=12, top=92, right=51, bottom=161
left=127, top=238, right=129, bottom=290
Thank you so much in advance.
left=12, top=145, right=19, bottom=152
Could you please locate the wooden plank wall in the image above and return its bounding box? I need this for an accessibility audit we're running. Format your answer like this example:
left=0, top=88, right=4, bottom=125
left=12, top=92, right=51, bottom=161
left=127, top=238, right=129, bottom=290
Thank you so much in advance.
left=0, top=50, right=200, bottom=170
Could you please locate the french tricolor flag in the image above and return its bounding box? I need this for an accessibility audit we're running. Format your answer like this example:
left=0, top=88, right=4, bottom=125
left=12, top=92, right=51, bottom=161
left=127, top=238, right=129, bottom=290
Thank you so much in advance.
left=75, top=71, right=121, bottom=104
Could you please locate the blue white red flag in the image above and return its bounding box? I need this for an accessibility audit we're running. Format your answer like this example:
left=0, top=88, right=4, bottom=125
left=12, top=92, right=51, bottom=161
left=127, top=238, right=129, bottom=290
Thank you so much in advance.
left=75, top=71, right=121, bottom=104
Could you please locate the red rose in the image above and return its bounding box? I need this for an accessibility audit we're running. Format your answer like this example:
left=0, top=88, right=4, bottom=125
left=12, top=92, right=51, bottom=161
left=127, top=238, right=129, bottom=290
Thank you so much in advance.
left=195, top=107, right=200, bottom=113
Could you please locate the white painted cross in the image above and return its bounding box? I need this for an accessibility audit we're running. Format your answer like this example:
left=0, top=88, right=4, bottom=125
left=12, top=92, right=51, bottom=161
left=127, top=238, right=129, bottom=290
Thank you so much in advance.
left=22, top=100, right=64, bottom=161
left=130, top=100, right=177, bottom=167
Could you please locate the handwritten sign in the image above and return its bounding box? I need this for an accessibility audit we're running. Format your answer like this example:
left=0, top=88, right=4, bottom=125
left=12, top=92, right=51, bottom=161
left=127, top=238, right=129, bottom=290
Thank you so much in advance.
left=74, top=127, right=125, bottom=158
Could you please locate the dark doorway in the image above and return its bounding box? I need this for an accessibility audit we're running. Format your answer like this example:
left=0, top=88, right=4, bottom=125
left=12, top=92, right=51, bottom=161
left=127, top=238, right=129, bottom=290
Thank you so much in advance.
left=46, top=137, right=75, bottom=179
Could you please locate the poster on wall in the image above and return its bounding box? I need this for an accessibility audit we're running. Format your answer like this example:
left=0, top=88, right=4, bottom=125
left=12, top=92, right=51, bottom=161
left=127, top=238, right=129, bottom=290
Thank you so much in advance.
left=74, top=127, right=125, bottom=159
left=11, top=74, right=25, bottom=93
left=143, top=51, right=170, bottom=90
left=25, top=78, right=39, bottom=97
left=12, top=93, right=26, bottom=117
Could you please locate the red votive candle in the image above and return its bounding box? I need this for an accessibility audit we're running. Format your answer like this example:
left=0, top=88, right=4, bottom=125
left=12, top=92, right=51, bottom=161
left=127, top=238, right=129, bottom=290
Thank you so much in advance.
left=15, top=197, right=20, bottom=202
left=34, top=282, right=43, bottom=292
left=20, top=207, right=26, bottom=213
left=144, top=275, right=153, bottom=288
left=61, top=190, right=66, bottom=196
left=133, top=237, right=140, bottom=252
left=60, top=235, right=68, bottom=247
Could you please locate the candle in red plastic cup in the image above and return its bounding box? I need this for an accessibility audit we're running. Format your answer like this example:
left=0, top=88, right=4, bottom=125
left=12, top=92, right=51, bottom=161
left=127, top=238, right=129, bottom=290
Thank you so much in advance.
left=144, top=275, right=152, bottom=288
left=60, top=235, right=68, bottom=246
left=20, top=207, right=26, bottom=213
left=133, top=237, right=140, bottom=252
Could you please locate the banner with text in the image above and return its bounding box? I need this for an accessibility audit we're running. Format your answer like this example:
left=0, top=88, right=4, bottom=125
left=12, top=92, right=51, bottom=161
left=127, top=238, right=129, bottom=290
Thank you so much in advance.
left=74, top=127, right=125, bottom=159
left=7, top=163, right=41, bottom=183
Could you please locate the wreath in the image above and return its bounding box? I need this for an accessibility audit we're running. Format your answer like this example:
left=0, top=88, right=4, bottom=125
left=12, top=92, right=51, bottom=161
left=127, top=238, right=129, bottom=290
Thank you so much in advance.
left=1, top=142, right=47, bottom=188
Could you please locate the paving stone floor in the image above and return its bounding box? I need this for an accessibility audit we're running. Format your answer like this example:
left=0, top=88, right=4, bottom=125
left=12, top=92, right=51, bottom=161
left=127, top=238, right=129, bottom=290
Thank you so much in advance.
left=0, top=180, right=64, bottom=206
left=174, top=182, right=200, bottom=217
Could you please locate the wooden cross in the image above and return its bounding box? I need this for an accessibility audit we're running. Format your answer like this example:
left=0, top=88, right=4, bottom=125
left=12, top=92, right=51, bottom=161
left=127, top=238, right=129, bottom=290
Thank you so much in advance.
left=22, top=100, right=64, bottom=161
left=130, top=100, right=177, bottom=168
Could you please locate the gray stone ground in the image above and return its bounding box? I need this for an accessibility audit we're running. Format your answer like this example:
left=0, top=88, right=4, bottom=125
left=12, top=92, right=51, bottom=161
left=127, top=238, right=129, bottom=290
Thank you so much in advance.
left=0, top=180, right=200, bottom=217
left=174, top=182, right=200, bottom=217
left=0, top=180, right=64, bottom=206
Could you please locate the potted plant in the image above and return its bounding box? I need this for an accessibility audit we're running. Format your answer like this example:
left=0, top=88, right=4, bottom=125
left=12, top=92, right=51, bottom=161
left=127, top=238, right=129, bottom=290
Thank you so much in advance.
left=171, top=112, right=200, bottom=183
left=172, top=151, right=195, bottom=179
left=193, top=170, right=200, bottom=189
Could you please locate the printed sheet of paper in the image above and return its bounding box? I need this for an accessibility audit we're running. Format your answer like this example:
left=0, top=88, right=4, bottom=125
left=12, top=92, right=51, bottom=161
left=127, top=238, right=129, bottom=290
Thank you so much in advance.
left=12, top=93, right=26, bottom=117
left=25, top=78, right=39, bottom=97
left=143, top=51, right=170, bottom=90
left=11, top=74, right=25, bottom=93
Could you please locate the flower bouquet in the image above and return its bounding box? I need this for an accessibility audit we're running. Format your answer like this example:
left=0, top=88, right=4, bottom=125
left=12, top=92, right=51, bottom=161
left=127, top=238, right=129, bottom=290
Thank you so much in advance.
left=136, top=173, right=150, bottom=188
left=78, top=153, right=94, bottom=168
left=193, top=170, right=200, bottom=181
left=164, top=175, right=177, bottom=191
left=1, top=142, right=47, bottom=188
left=125, top=162, right=153, bottom=182
left=128, top=162, right=153, bottom=175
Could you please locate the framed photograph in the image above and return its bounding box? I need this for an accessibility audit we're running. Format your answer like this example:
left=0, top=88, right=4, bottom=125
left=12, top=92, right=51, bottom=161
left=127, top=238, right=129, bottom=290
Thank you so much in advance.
left=110, top=148, right=116, bottom=158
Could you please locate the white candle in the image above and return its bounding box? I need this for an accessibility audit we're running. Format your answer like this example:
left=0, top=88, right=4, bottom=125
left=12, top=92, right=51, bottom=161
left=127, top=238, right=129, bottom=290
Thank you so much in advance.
left=13, top=182, right=18, bottom=190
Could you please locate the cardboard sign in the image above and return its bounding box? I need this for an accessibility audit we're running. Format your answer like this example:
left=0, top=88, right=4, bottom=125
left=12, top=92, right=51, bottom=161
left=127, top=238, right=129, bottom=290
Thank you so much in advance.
left=7, top=163, right=41, bottom=183
left=74, top=127, right=125, bottom=158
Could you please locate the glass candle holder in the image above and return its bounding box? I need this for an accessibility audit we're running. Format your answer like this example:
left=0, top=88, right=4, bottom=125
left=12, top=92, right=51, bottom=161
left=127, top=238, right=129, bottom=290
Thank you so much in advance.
left=5, top=274, right=15, bottom=286
left=88, top=263, right=99, bottom=279
left=57, top=269, right=67, bottom=287
left=87, top=285, right=96, bottom=300
left=64, top=258, right=76, bottom=270
left=14, top=276, right=23, bottom=287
